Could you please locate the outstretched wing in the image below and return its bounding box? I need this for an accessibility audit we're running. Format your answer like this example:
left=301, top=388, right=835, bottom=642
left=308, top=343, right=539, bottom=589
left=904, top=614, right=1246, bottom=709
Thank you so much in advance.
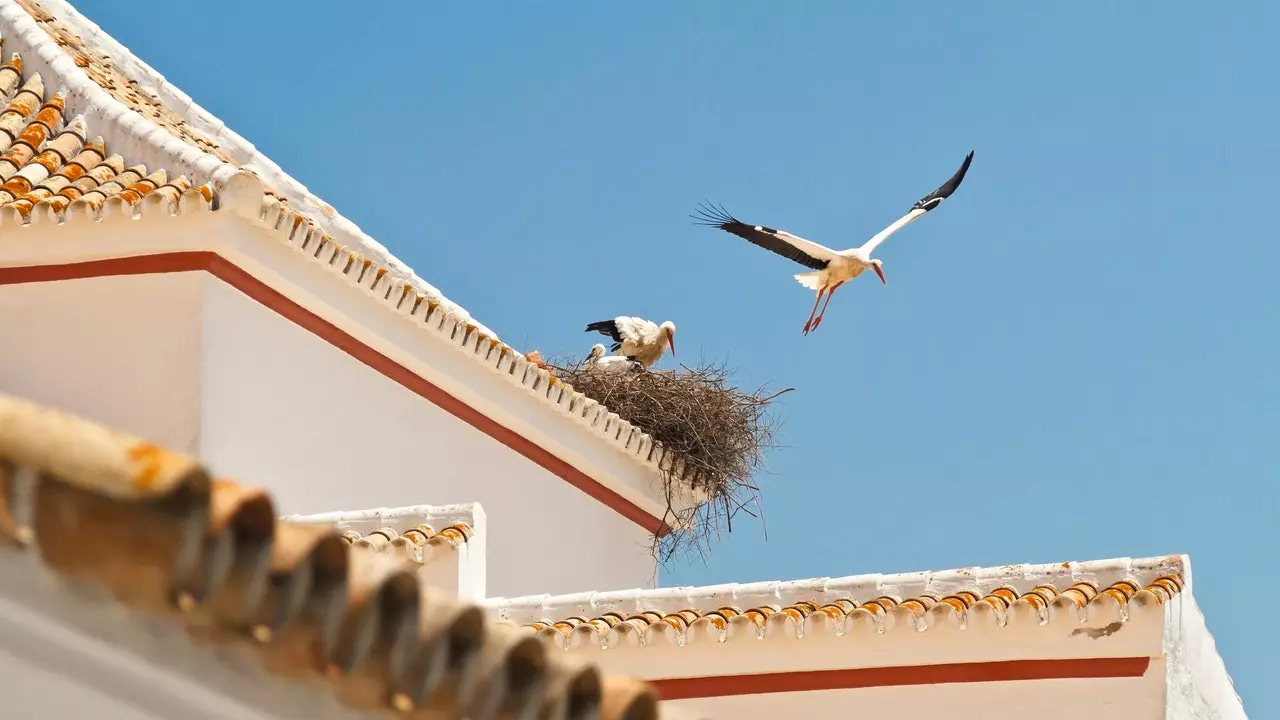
left=692, top=203, right=839, bottom=270
left=585, top=319, right=625, bottom=352
left=860, top=150, right=975, bottom=256
left=913, top=149, right=975, bottom=212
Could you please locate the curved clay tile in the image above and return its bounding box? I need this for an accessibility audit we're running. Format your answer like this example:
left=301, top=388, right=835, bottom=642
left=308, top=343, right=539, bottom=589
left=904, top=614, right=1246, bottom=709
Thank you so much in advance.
left=0, top=392, right=660, bottom=720
left=0, top=50, right=224, bottom=220
left=528, top=573, right=1188, bottom=649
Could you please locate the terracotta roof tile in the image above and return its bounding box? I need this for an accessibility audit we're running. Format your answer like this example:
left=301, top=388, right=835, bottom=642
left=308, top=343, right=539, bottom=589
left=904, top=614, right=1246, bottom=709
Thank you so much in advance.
left=335, top=522, right=474, bottom=563
left=0, top=392, right=660, bottom=720
left=0, top=42, right=199, bottom=221
left=499, top=560, right=1186, bottom=651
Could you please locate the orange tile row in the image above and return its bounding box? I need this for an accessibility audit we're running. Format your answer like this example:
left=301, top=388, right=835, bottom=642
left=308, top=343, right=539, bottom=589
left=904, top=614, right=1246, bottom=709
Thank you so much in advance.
left=527, top=576, right=1185, bottom=638
left=337, top=523, right=474, bottom=563
left=0, top=46, right=207, bottom=219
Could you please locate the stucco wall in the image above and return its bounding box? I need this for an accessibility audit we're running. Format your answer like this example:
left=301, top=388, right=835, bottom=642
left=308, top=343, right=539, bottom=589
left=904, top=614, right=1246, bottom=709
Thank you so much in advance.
left=198, top=278, right=657, bottom=598
left=0, top=267, right=657, bottom=599
left=0, top=272, right=204, bottom=454
left=1163, top=593, right=1247, bottom=720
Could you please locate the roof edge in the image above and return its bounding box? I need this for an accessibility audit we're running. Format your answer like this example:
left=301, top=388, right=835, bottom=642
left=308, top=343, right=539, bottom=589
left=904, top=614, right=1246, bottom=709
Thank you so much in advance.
left=282, top=502, right=484, bottom=533
left=284, top=503, right=488, bottom=601
left=485, top=554, right=1187, bottom=623
left=0, top=200, right=707, bottom=533
left=0, top=0, right=493, bottom=336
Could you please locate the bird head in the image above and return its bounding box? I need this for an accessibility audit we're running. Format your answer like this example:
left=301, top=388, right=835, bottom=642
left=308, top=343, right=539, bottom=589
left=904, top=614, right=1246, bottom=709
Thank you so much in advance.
left=660, top=321, right=677, bottom=356
left=587, top=343, right=606, bottom=362
left=870, top=259, right=887, bottom=285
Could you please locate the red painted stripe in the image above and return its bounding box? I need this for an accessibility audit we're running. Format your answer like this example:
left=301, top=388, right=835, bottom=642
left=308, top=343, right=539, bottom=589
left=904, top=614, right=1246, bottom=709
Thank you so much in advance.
left=650, top=657, right=1152, bottom=699
left=0, top=252, right=669, bottom=535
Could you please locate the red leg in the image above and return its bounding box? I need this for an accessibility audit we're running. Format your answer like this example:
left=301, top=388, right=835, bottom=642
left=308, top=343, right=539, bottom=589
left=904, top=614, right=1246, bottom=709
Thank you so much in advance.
left=802, top=288, right=827, bottom=334
left=811, top=281, right=844, bottom=330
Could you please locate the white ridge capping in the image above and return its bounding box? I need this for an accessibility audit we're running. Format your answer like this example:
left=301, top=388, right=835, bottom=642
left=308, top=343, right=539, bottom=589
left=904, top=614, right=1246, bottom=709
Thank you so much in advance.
left=483, top=555, right=1189, bottom=624
left=482, top=556, right=1205, bottom=678
left=282, top=503, right=487, bottom=602
left=0, top=0, right=493, bottom=338
left=220, top=170, right=711, bottom=517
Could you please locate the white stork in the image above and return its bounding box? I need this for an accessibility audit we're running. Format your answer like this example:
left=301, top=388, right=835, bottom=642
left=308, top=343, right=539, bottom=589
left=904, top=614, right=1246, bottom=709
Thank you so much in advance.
left=585, top=343, right=645, bottom=373
left=693, top=150, right=975, bottom=335
left=584, top=316, right=676, bottom=369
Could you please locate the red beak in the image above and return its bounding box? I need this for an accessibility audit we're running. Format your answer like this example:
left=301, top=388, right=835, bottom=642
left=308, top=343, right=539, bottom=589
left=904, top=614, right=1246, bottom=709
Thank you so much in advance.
left=873, top=264, right=887, bottom=285
left=668, top=336, right=676, bottom=357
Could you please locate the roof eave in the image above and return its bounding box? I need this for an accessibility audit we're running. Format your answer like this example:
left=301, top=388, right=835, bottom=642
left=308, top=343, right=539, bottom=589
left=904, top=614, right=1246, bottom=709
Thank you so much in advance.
left=0, top=195, right=697, bottom=532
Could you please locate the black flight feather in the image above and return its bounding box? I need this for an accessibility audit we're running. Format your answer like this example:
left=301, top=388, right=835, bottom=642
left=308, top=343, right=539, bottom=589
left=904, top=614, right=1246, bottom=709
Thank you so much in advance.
left=911, top=150, right=975, bottom=213
left=691, top=202, right=830, bottom=271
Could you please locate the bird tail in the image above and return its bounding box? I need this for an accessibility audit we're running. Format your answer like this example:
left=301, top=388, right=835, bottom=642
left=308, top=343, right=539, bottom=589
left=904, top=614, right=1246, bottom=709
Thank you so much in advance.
left=793, top=271, right=823, bottom=290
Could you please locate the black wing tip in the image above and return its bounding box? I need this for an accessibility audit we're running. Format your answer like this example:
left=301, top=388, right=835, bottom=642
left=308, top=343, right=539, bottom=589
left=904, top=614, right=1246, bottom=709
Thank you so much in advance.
left=914, top=148, right=978, bottom=210
left=952, top=149, right=975, bottom=183
left=690, top=201, right=740, bottom=229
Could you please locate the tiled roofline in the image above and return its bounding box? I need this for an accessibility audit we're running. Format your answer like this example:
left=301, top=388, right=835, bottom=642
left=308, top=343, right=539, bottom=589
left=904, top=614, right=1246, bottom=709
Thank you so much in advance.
left=216, top=170, right=707, bottom=503
left=283, top=503, right=488, bottom=601
left=487, top=555, right=1190, bottom=651
left=482, top=554, right=1243, bottom=715
left=488, top=556, right=1191, bottom=620
left=0, top=179, right=707, bottom=530
left=283, top=502, right=484, bottom=541
left=0, top=0, right=493, bottom=336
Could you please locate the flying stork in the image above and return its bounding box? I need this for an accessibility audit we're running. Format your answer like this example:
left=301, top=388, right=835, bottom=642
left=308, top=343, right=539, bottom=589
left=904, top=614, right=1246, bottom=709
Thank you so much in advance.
left=585, top=343, right=645, bottom=373
left=692, top=150, right=975, bottom=335
left=584, top=316, right=676, bottom=369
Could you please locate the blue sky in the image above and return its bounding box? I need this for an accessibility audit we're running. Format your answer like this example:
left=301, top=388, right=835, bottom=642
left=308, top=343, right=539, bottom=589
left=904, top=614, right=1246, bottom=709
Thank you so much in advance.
left=81, top=1, right=1274, bottom=712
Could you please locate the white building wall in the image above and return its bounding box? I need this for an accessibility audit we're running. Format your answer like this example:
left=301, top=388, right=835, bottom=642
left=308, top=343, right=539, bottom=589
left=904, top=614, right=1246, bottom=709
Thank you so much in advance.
left=0, top=210, right=667, bottom=600
left=0, top=273, right=204, bottom=455
left=0, top=269, right=656, bottom=599
left=1163, top=593, right=1247, bottom=720
left=197, top=278, right=654, bottom=598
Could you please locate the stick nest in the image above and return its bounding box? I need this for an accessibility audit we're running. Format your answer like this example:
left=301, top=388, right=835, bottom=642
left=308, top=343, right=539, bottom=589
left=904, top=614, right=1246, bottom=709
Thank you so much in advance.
left=548, top=354, right=791, bottom=565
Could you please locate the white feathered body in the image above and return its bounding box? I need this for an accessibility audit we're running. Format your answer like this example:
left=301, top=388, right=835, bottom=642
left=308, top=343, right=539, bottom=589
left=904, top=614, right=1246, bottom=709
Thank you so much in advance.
left=603, top=317, right=674, bottom=368
left=792, top=252, right=875, bottom=291
left=613, top=317, right=661, bottom=364
left=585, top=343, right=643, bottom=373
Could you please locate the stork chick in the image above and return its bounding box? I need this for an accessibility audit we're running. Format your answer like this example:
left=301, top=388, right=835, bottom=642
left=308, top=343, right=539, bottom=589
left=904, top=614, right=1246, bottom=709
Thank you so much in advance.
left=585, top=343, right=645, bottom=373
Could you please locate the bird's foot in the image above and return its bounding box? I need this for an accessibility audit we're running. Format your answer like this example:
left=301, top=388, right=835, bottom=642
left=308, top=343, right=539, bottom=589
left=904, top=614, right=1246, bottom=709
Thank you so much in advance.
left=811, top=315, right=824, bottom=331
left=802, top=320, right=814, bottom=335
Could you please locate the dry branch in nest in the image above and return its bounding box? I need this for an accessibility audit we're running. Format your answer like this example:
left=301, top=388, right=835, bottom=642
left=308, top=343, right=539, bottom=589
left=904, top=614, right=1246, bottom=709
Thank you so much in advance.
left=548, top=353, right=792, bottom=566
